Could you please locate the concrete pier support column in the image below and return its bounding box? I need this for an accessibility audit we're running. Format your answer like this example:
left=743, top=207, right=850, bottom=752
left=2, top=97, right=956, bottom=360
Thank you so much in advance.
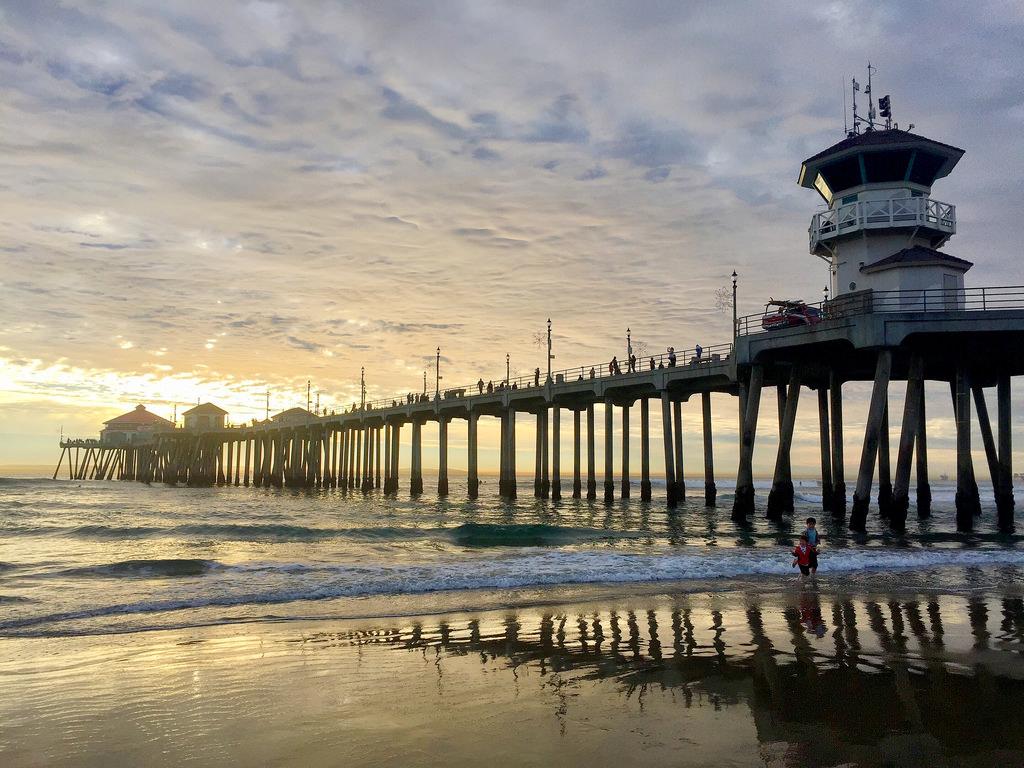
left=850, top=351, right=893, bottom=532
left=660, top=392, right=678, bottom=506
left=816, top=388, right=833, bottom=513
left=362, top=427, right=373, bottom=492
left=551, top=407, right=561, bottom=501
left=534, top=412, right=544, bottom=498
left=499, top=411, right=509, bottom=497
left=572, top=410, right=582, bottom=498
left=438, top=417, right=449, bottom=497
left=337, top=429, right=345, bottom=488
left=252, top=438, right=262, bottom=487
left=891, top=356, right=924, bottom=532
left=953, top=369, right=981, bottom=529
left=467, top=411, right=479, bottom=499
left=604, top=400, right=615, bottom=503
left=702, top=392, right=716, bottom=506
left=382, top=424, right=391, bottom=492
left=410, top=421, right=424, bottom=495
left=830, top=373, right=847, bottom=517
left=973, top=383, right=1001, bottom=514
left=766, top=368, right=802, bottom=521
left=672, top=401, right=684, bottom=501
left=586, top=404, right=597, bottom=500
left=507, top=410, right=517, bottom=499
left=243, top=437, right=252, bottom=487
left=732, top=365, right=765, bottom=521
left=997, top=374, right=1015, bottom=531
left=375, top=427, right=381, bottom=489
left=877, top=402, right=894, bottom=518
left=344, top=429, right=353, bottom=489
left=390, top=423, right=402, bottom=494
left=540, top=409, right=550, bottom=499
left=916, top=393, right=931, bottom=517
left=217, top=440, right=226, bottom=486
left=346, top=428, right=355, bottom=489
left=620, top=404, right=630, bottom=498
left=640, top=399, right=652, bottom=501
left=353, top=427, right=362, bottom=489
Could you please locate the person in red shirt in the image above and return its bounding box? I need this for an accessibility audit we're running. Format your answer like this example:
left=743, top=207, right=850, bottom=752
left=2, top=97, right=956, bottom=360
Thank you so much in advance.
left=792, top=534, right=813, bottom=577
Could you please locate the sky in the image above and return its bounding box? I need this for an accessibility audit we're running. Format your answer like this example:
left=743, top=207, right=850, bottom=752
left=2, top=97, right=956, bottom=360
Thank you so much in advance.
left=2, top=1, right=1023, bottom=474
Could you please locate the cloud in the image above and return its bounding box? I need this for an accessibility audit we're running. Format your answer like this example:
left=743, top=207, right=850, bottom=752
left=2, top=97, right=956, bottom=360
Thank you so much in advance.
left=576, top=164, right=608, bottom=181
left=0, top=0, right=1021, bottom=471
left=380, top=86, right=467, bottom=139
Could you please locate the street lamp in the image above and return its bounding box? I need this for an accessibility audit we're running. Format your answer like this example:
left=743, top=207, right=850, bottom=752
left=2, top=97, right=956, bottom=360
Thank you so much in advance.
left=546, top=318, right=553, bottom=382
left=360, top=367, right=365, bottom=410
left=823, top=284, right=830, bottom=303
left=435, top=346, right=441, bottom=398
left=626, top=327, right=632, bottom=364
left=506, top=353, right=510, bottom=386
left=731, top=271, right=738, bottom=340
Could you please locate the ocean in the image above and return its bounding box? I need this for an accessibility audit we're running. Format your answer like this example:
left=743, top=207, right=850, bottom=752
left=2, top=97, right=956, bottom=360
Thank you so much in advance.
left=3, top=473, right=1024, bottom=766
left=1, top=473, right=1021, bottom=637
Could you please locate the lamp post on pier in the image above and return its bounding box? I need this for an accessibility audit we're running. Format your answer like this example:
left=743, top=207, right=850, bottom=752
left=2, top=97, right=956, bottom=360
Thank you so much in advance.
left=360, top=367, right=365, bottom=411
left=547, top=319, right=553, bottom=382
left=731, top=271, right=738, bottom=340
left=435, top=347, right=441, bottom=399
left=627, top=327, right=632, bottom=367
left=506, top=353, right=510, bottom=386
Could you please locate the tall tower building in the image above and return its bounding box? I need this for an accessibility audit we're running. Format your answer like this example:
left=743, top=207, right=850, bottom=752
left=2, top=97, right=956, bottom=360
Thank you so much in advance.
left=798, top=78, right=970, bottom=302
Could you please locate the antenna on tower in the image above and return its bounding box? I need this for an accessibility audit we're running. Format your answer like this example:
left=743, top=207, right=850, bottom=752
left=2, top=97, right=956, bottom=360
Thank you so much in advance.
left=843, top=75, right=848, bottom=136
left=851, top=76, right=860, bottom=135
left=865, top=62, right=877, bottom=131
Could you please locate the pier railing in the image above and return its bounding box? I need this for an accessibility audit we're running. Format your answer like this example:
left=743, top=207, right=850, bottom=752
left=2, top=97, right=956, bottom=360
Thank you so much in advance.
left=343, top=342, right=734, bottom=413
left=735, top=285, right=1024, bottom=336
left=809, top=196, right=955, bottom=251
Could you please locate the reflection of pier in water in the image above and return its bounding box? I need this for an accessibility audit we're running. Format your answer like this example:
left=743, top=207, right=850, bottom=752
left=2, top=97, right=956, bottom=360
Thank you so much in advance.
left=302, top=587, right=1024, bottom=760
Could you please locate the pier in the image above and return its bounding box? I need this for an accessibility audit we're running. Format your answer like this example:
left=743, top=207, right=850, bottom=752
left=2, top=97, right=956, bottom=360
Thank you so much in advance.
left=54, top=122, right=1024, bottom=534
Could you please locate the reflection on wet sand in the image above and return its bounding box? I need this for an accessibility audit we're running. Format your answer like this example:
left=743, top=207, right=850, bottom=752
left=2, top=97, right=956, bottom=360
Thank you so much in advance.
left=304, top=588, right=1024, bottom=765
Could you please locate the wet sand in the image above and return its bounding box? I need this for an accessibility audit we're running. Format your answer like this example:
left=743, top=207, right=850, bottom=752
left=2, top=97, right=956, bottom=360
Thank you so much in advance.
left=4, top=574, right=1024, bottom=767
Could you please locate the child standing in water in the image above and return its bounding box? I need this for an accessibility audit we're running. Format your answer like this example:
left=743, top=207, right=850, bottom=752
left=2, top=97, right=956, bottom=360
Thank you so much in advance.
left=804, top=517, right=821, bottom=574
left=792, top=534, right=813, bottom=577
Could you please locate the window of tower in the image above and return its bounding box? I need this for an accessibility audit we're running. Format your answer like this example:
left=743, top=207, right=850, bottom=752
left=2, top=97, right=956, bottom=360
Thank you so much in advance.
left=907, top=151, right=944, bottom=186
left=813, top=173, right=833, bottom=204
left=863, top=149, right=913, bottom=183
left=820, top=157, right=861, bottom=194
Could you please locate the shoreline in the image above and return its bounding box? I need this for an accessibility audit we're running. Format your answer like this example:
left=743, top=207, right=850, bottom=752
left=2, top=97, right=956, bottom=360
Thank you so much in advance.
left=4, top=572, right=1024, bottom=767
left=6, top=562, right=1023, bottom=640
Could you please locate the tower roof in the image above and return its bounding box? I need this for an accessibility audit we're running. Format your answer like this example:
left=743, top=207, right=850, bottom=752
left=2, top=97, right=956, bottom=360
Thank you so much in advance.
left=798, top=128, right=964, bottom=201
left=859, top=245, right=973, bottom=274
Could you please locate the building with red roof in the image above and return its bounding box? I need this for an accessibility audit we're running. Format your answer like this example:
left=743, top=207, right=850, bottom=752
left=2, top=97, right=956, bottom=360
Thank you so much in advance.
left=100, top=404, right=175, bottom=445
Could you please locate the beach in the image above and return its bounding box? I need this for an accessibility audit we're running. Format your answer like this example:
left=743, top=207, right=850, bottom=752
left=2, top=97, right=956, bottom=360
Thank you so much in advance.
left=3, top=474, right=1024, bottom=766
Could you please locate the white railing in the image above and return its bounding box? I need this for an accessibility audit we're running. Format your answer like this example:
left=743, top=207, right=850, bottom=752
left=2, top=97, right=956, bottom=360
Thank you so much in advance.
left=810, top=196, right=955, bottom=250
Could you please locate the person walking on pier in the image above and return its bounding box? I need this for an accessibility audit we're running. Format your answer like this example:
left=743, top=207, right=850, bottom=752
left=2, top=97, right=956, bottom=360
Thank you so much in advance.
left=478, top=379, right=484, bottom=394
left=487, top=380, right=493, bottom=393
left=667, top=347, right=677, bottom=367
left=534, top=368, right=540, bottom=387
left=629, top=354, right=637, bottom=372
left=694, top=343, right=703, bottom=362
